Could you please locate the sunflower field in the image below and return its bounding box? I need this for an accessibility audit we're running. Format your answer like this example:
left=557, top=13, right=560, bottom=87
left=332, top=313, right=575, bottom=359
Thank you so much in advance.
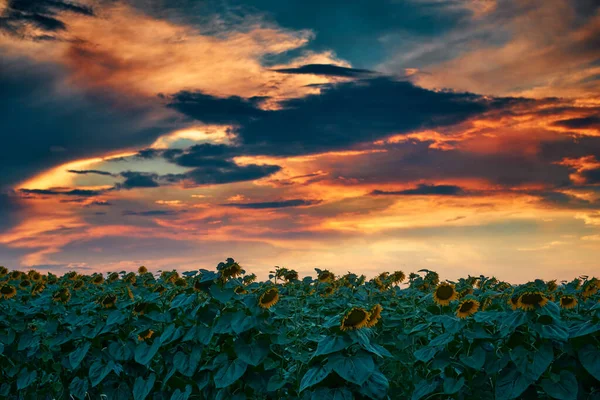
left=0, top=259, right=599, bottom=400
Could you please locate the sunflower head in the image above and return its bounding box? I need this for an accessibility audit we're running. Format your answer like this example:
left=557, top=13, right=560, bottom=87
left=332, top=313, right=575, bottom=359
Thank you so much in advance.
left=108, top=272, right=120, bottom=283
left=0, top=285, right=17, bottom=299
left=101, top=294, right=117, bottom=309
left=391, top=271, right=406, bottom=284
left=243, top=274, right=257, bottom=285
left=581, top=278, right=599, bottom=298
left=137, top=329, right=154, bottom=341
left=559, top=295, right=577, bottom=309
left=221, top=263, right=243, bottom=280
left=31, top=282, right=45, bottom=296
left=174, top=278, right=187, bottom=287
left=138, top=266, right=148, bottom=274
left=124, top=272, right=137, bottom=284
left=9, top=270, right=22, bottom=280
left=517, top=291, right=549, bottom=311
left=193, top=280, right=204, bottom=292
left=546, top=280, right=558, bottom=292
left=456, top=298, right=480, bottom=319
left=508, top=295, right=520, bottom=310
left=73, top=280, right=85, bottom=290
left=52, top=288, right=71, bottom=304
left=154, top=285, right=166, bottom=294
left=92, top=274, right=104, bottom=285
left=19, top=279, right=32, bottom=290
left=259, top=288, right=279, bottom=309
left=459, top=287, right=474, bottom=298
left=0, top=266, right=7, bottom=277
left=321, top=285, right=335, bottom=297
left=65, top=271, right=78, bottom=281
left=340, top=307, right=370, bottom=331
left=28, top=270, right=42, bottom=282
left=234, top=286, right=247, bottom=295
left=433, top=282, right=458, bottom=306
left=366, top=304, right=383, bottom=328
left=133, top=302, right=148, bottom=315
left=284, top=270, right=299, bottom=282
left=318, top=270, right=335, bottom=283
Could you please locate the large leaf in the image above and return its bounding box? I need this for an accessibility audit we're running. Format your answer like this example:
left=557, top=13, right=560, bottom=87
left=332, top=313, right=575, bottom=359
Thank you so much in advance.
left=411, top=379, right=437, bottom=400
left=578, top=344, right=600, bottom=381
left=69, top=377, right=89, bottom=400
left=310, top=387, right=354, bottom=400
left=134, top=339, right=162, bottom=366
left=17, top=368, right=37, bottom=390
left=300, top=364, right=332, bottom=392
left=443, top=377, right=464, bottom=394
left=510, top=342, right=553, bottom=380
left=89, top=360, right=113, bottom=387
left=109, top=341, right=134, bottom=361
left=327, top=352, right=374, bottom=386
left=234, top=339, right=269, bottom=366
left=414, top=346, right=439, bottom=363
left=429, top=332, right=454, bottom=347
left=170, top=385, right=192, bottom=400
left=314, top=335, right=352, bottom=357
left=214, top=358, right=248, bottom=389
left=359, top=370, right=389, bottom=400
left=68, top=341, right=91, bottom=369
left=495, top=367, right=534, bottom=400
left=569, top=321, right=600, bottom=338
left=541, top=371, right=577, bottom=400
left=460, top=346, right=485, bottom=370
left=133, top=374, right=156, bottom=400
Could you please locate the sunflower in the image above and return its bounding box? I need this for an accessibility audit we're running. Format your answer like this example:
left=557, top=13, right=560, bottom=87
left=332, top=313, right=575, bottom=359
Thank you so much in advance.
left=52, top=288, right=71, bottom=304
left=1, top=285, right=17, bottom=299
left=47, top=274, right=58, bottom=285
left=101, top=294, right=117, bottom=309
left=340, top=307, right=370, bottom=331
left=508, top=295, right=520, bottom=310
left=234, top=286, right=247, bottom=295
left=92, top=274, right=104, bottom=285
left=193, top=280, right=204, bottom=292
left=65, top=271, right=78, bottom=281
left=366, top=304, right=383, bottom=328
left=133, top=302, right=148, bottom=315
left=154, top=285, right=166, bottom=294
left=222, top=263, right=243, bottom=279
left=581, top=279, right=599, bottom=299
left=9, top=270, right=22, bottom=280
left=31, top=282, right=45, bottom=296
left=29, top=323, right=37, bottom=332
left=546, top=280, right=558, bottom=292
left=391, top=271, right=406, bottom=284
left=284, top=270, right=299, bottom=281
left=138, top=266, right=148, bottom=274
left=108, top=272, right=119, bottom=283
left=137, top=329, right=154, bottom=341
left=124, top=272, right=137, bottom=284
left=73, top=280, right=85, bottom=290
left=259, top=288, right=279, bottom=309
left=459, top=287, right=474, bottom=298
left=559, top=295, right=577, bottom=309
left=433, top=282, right=458, bottom=306
left=318, top=270, right=335, bottom=283
left=456, top=299, right=480, bottom=319
left=517, top=291, right=549, bottom=311
left=28, top=271, right=42, bottom=282
left=18, top=279, right=32, bottom=290
left=174, top=278, right=187, bottom=287
left=0, top=266, right=7, bottom=277
left=321, top=286, right=335, bottom=297
left=243, top=274, right=257, bottom=284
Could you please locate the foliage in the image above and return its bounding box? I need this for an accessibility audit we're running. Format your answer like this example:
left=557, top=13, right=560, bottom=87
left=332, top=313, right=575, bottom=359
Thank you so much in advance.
left=0, top=262, right=599, bottom=399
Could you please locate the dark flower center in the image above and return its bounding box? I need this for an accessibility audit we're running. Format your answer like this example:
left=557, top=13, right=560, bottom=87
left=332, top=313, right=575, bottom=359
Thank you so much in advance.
left=521, top=293, right=544, bottom=305
left=436, top=285, right=454, bottom=300
left=459, top=301, right=475, bottom=313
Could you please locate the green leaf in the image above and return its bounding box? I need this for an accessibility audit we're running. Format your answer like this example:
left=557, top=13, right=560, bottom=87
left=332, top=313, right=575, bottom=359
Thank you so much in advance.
left=359, top=370, right=389, bottom=400
left=569, top=321, right=600, bottom=338
left=267, top=373, right=287, bottom=392
left=443, top=376, right=464, bottom=394
left=170, top=385, right=192, bottom=400
left=411, top=379, right=437, bottom=400
left=68, top=341, right=91, bottom=369
left=300, top=364, right=332, bottom=392
left=315, top=335, right=352, bottom=357
left=234, top=338, right=269, bottom=366
left=541, top=370, right=577, bottom=400
left=535, top=322, right=569, bottom=341
left=210, top=285, right=235, bottom=303
left=160, top=324, right=184, bottom=345
left=409, top=323, right=431, bottom=334
left=69, top=376, right=89, bottom=400
left=134, top=339, right=161, bottom=366
left=460, top=346, right=485, bottom=370
left=106, top=310, right=127, bottom=326
left=414, top=346, right=439, bottom=363
left=495, top=367, right=534, bottom=400
left=510, top=342, right=553, bottom=380
left=88, top=360, right=113, bottom=387
left=429, top=332, right=454, bottom=347
left=327, top=352, right=374, bottom=386
left=17, top=368, right=37, bottom=390
left=109, top=341, right=134, bottom=361
left=133, top=374, right=156, bottom=400
left=169, top=293, right=195, bottom=309
left=174, top=347, right=201, bottom=377
left=578, top=344, right=600, bottom=381
left=182, top=324, right=213, bottom=345
left=311, top=387, right=354, bottom=400
left=214, top=358, right=248, bottom=389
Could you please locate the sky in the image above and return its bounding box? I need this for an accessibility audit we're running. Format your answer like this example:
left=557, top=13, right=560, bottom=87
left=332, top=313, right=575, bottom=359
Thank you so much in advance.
left=0, top=0, right=599, bottom=282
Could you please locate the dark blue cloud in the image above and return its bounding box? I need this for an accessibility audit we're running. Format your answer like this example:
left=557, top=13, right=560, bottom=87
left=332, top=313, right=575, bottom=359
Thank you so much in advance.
left=19, top=188, right=110, bottom=197
left=581, top=167, right=600, bottom=184
left=164, top=163, right=281, bottom=186
left=221, top=199, right=321, bottom=209
left=117, top=171, right=161, bottom=189
left=272, top=64, right=375, bottom=78
left=552, top=116, right=600, bottom=130
left=122, top=210, right=183, bottom=216
left=68, top=169, right=115, bottom=176
left=371, top=184, right=465, bottom=196
left=169, top=77, right=494, bottom=156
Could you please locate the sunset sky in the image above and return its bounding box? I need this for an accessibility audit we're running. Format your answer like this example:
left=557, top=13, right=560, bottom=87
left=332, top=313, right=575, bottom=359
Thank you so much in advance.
left=1, top=0, right=599, bottom=282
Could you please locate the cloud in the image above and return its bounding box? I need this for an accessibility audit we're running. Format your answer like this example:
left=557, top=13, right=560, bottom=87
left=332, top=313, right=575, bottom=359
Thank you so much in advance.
left=371, top=184, right=466, bottom=196
left=581, top=167, right=600, bottom=184
left=164, top=163, right=281, bottom=186
left=272, top=64, right=376, bottom=78
left=221, top=199, right=321, bottom=209
left=19, top=188, right=109, bottom=197
left=122, top=210, right=183, bottom=217
left=67, top=169, right=115, bottom=177
left=169, top=77, right=495, bottom=156
left=0, top=0, right=93, bottom=39
left=116, top=171, right=160, bottom=189
left=552, top=116, right=600, bottom=130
